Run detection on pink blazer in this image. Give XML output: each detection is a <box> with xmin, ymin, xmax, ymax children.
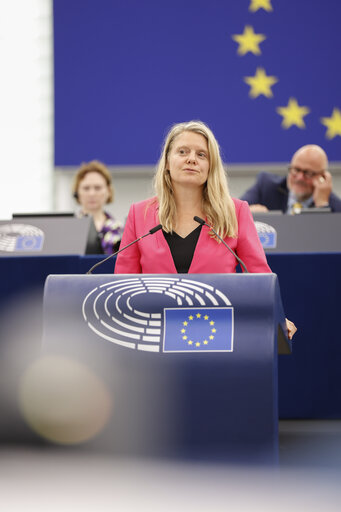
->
<box><xmin>114</xmin><ymin>197</ymin><xmax>271</xmax><ymax>274</ymax></box>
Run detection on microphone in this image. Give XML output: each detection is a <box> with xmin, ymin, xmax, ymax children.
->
<box><xmin>86</xmin><ymin>224</ymin><xmax>162</xmax><ymax>274</ymax></box>
<box><xmin>193</xmin><ymin>216</ymin><xmax>249</xmax><ymax>273</ymax></box>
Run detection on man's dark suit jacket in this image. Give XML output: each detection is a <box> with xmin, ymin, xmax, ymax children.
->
<box><xmin>240</xmin><ymin>172</ymin><xmax>341</xmax><ymax>213</ymax></box>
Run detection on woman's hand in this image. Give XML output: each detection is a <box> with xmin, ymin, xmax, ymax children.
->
<box><xmin>286</xmin><ymin>318</ymin><xmax>297</xmax><ymax>340</ymax></box>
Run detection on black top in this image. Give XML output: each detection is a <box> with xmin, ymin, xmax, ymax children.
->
<box><xmin>163</xmin><ymin>225</ymin><xmax>202</xmax><ymax>273</ymax></box>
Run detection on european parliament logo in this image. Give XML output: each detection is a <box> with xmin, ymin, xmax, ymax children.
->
<box><xmin>15</xmin><ymin>235</ymin><xmax>44</xmax><ymax>251</ymax></box>
<box><xmin>0</xmin><ymin>224</ymin><xmax>44</xmax><ymax>253</ymax></box>
<box><xmin>82</xmin><ymin>277</ymin><xmax>234</xmax><ymax>353</ymax></box>
<box><xmin>255</xmin><ymin>221</ymin><xmax>277</xmax><ymax>249</ymax></box>
<box><xmin>163</xmin><ymin>307</ymin><xmax>233</xmax><ymax>353</ymax></box>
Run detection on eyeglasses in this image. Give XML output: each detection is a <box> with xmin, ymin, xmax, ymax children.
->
<box><xmin>288</xmin><ymin>166</ymin><xmax>325</xmax><ymax>180</ymax></box>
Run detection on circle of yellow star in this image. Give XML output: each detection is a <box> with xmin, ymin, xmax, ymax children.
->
<box><xmin>276</xmin><ymin>97</ymin><xmax>310</xmax><ymax>129</ymax></box>
<box><xmin>232</xmin><ymin>25</ymin><xmax>266</xmax><ymax>56</ymax></box>
<box><xmin>180</xmin><ymin>311</ymin><xmax>216</xmax><ymax>348</ymax></box>
<box><xmin>244</xmin><ymin>67</ymin><xmax>278</xmax><ymax>98</ymax></box>
<box><xmin>321</xmin><ymin>108</ymin><xmax>341</xmax><ymax>139</ymax></box>
<box><xmin>249</xmin><ymin>0</ymin><xmax>273</xmax><ymax>12</ymax></box>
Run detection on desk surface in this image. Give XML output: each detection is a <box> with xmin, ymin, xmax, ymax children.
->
<box><xmin>253</xmin><ymin>212</ymin><xmax>341</xmax><ymax>253</ymax></box>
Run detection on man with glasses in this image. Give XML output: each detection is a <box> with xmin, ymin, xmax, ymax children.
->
<box><xmin>240</xmin><ymin>145</ymin><xmax>341</xmax><ymax>213</ymax></box>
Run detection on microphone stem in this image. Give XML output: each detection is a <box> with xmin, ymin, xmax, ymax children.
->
<box><xmin>193</xmin><ymin>216</ymin><xmax>248</xmax><ymax>273</ymax></box>
<box><xmin>86</xmin><ymin>233</ymin><xmax>148</xmax><ymax>274</ymax></box>
<box><xmin>209</xmin><ymin>226</ymin><xmax>248</xmax><ymax>273</ymax></box>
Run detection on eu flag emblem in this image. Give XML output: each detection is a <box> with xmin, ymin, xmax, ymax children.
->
<box><xmin>255</xmin><ymin>221</ymin><xmax>277</xmax><ymax>249</ymax></box>
<box><xmin>163</xmin><ymin>308</ymin><xmax>233</xmax><ymax>353</ymax></box>
<box><xmin>259</xmin><ymin>231</ymin><xmax>276</xmax><ymax>249</ymax></box>
<box><xmin>15</xmin><ymin>235</ymin><xmax>44</xmax><ymax>251</ymax></box>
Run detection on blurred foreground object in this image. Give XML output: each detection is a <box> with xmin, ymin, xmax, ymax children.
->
<box><xmin>18</xmin><ymin>355</ymin><xmax>112</xmax><ymax>445</ymax></box>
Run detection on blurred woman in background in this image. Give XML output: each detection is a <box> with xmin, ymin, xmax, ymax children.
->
<box><xmin>72</xmin><ymin>160</ymin><xmax>123</xmax><ymax>253</ymax></box>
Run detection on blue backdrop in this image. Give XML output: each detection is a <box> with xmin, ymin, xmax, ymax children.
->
<box><xmin>54</xmin><ymin>0</ymin><xmax>341</xmax><ymax>165</ymax></box>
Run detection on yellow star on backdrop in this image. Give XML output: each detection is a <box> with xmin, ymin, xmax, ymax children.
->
<box><xmin>232</xmin><ymin>25</ymin><xmax>266</xmax><ymax>56</ymax></box>
<box><xmin>321</xmin><ymin>108</ymin><xmax>341</xmax><ymax>139</ymax></box>
<box><xmin>244</xmin><ymin>67</ymin><xmax>278</xmax><ymax>98</ymax></box>
<box><xmin>249</xmin><ymin>0</ymin><xmax>273</xmax><ymax>12</ymax></box>
<box><xmin>276</xmin><ymin>98</ymin><xmax>310</xmax><ymax>129</ymax></box>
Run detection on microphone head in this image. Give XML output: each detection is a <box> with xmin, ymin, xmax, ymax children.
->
<box><xmin>193</xmin><ymin>216</ymin><xmax>205</xmax><ymax>225</ymax></box>
<box><xmin>149</xmin><ymin>224</ymin><xmax>162</xmax><ymax>234</ymax></box>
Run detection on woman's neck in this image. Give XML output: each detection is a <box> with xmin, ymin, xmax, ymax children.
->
<box><xmin>173</xmin><ymin>186</ymin><xmax>205</xmax><ymax>237</ymax></box>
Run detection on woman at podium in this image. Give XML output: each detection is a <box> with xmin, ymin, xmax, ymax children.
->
<box><xmin>114</xmin><ymin>121</ymin><xmax>296</xmax><ymax>339</ymax></box>
<box><xmin>72</xmin><ymin>160</ymin><xmax>123</xmax><ymax>253</ymax></box>
<box><xmin>115</xmin><ymin>120</ymin><xmax>272</xmax><ymax>275</ymax></box>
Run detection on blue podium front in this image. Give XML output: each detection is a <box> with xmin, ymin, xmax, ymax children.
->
<box><xmin>43</xmin><ymin>273</ymin><xmax>290</xmax><ymax>464</ymax></box>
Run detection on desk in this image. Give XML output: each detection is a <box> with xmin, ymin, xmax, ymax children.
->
<box><xmin>253</xmin><ymin>212</ymin><xmax>341</xmax><ymax>253</ymax></box>
<box><xmin>0</xmin><ymin>253</ymin><xmax>340</xmax><ymax>420</ymax></box>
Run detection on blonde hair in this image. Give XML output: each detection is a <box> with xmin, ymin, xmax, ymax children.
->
<box><xmin>72</xmin><ymin>160</ymin><xmax>114</xmax><ymax>204</ymax></box>
<box><xmin>153</xmin><ymin>120</ymin><xmax>237</xmax><ymax>238</ymax></box>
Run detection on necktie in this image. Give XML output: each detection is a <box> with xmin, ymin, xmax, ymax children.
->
<box><xmin>292</xmin><ymin>202</ymin><xmax>302</xmax><ymax>215</ymax></box>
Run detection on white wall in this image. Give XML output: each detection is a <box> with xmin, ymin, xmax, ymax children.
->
<box><xmin>0</xmin><ymin>0</ymin><xmax>53</xmax><ymax>219</ymax></box>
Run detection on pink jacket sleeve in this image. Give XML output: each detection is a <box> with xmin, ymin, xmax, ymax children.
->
<box><xmin>235</xmin><ymin>200</ymin><xmax>272</xmax><ymax>273</ymax></box>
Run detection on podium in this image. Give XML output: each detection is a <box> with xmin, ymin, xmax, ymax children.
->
<box><xmin>43</xmin><ymin>273</ymin><xmax>291</xmax><ymax>464</ymax></box>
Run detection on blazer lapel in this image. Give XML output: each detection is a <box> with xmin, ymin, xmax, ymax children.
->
<box><xmin>152</xmin><ymin>204</ymin><xmax>178</xmax><ymax>273</ymax></box>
